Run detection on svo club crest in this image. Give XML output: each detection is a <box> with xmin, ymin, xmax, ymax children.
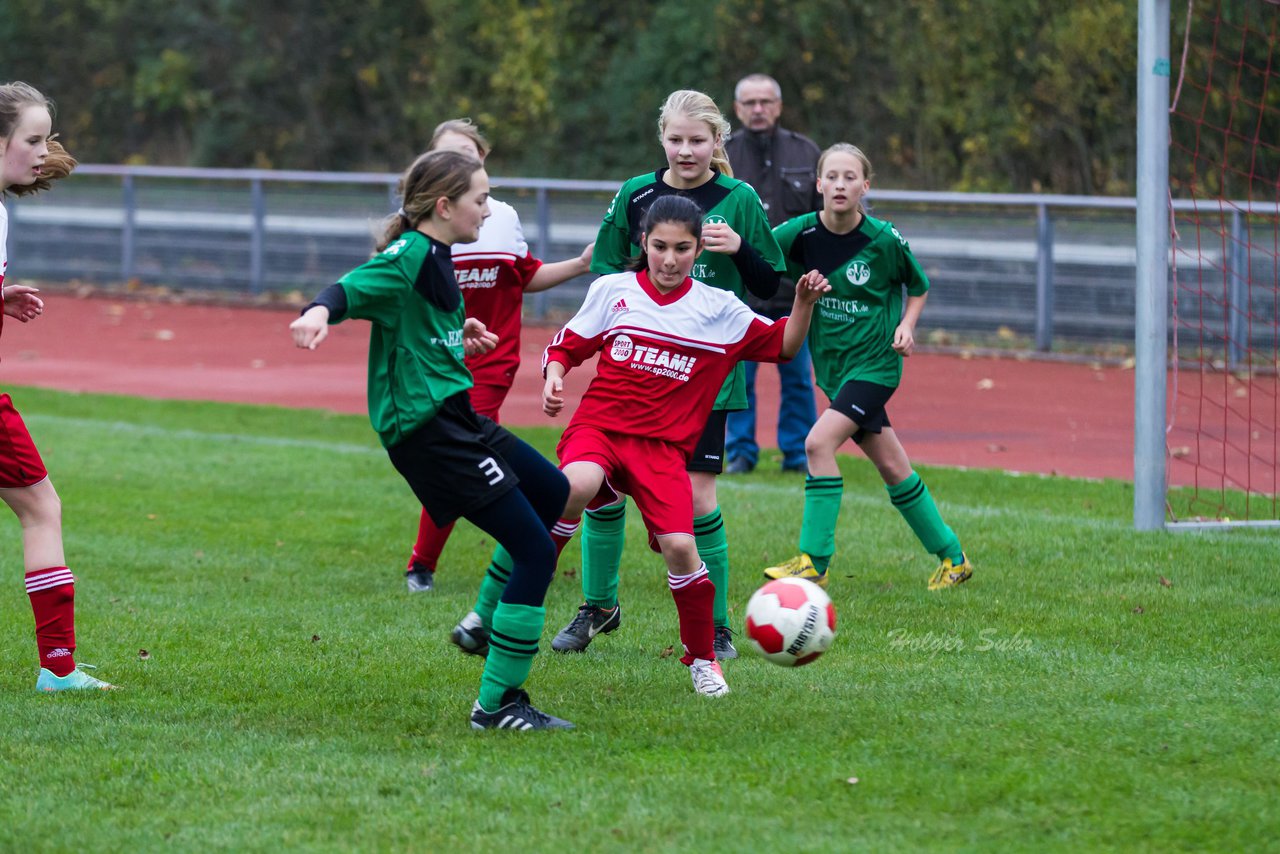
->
<box><xmin>846</xmin><ymin>261</ymin><xmax>871</xmax><ymax>286</ymax></box>
<box><xmin>703</xmin><ymin>214</ymin><xmax>728</xmax><ymax>226</ymax></box>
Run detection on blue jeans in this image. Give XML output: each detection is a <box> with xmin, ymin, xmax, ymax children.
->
<box><xmin>726</xmin><ymin>340</ymin><xmax>818</xmax><ymax>470</ymax></box>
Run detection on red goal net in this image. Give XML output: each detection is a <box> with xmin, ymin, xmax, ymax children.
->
<box><xmin>1167</xmin><ymin>0</ymin><xmax>1280</xmax><ymax>523</ymax></box>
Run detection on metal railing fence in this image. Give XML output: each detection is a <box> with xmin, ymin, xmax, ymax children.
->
<box><xmin>5</xmin><ymin>164</ymin><xmax>1276</xmax><ymax>359</ymax></box>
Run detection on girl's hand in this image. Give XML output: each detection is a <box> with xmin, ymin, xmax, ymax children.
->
<box><xmin>463</xmin><ymin>317</ymin><xmax>499</xmax><ymax>356</ymax></box>
<box><xmin>2</xmin><ymin>285</ymin><xmax>44</xmax><ymax>322</ymax></box>
<box><xmin>290</xmin><ymin>306</ymin><xmax>330</xmax><ymax>349</ymax></box>
<box><xmin>542</xmin><ymin>375</ymin><xmax>565</xmax><ymax>417</ymax></box>
<box><xmin>794</xmin><ymin>270</ymin><xmax>830</xmax><ymax>303</ymax></box>
<box><xmin>892</xmin><ymin>322</ymin><xmax>916</xmax><ymax>356</ymax></box>
<box><xmin>578</xmin><ymin>241</ymin><xmax>595</xmax><ymax>270</ymax></box>
<box><xmin>701</xmin><ymin>221</ymin><xmax>742</xmax><ymax>255</ymax></box>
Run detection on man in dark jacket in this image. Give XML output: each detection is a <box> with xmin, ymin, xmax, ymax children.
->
<box><xmin>724</xmin><ymin>73</ymin><xmax>821</xmax><ymax>474</ymax></box>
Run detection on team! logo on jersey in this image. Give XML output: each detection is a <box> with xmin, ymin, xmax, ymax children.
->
<box><xmin>628</xmin><ymin>345</ymin><xmax>697</xmax><ymax>382</ymax></box>
<box><xmin>457</xmin><ymin>266</ymin><xmax>500</xmax><ymax>288</ymax></box>
<box><xmin>383</xmin><ymin>239</ymin><xmax>408</xmax><ymax>257</ymax></box>
<box><xmin>703</xmin><ymin>214</ymin><xmax>728</xmax><ymax>225</ymax></box>
<box><xmin>610</xmin><ymin>334</ymin><xmax>635</xmax><ymax>361</ymax></box>
<box><xmin>846</xmin><ymin>261</ymin><xmax>871</xmax><ymax>286</ymax></box>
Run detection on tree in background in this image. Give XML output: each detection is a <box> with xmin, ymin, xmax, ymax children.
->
<box><xmin>0</xmin><ymin>0</ymin><xmax>1140</xmax><ymax>193</ymax></box>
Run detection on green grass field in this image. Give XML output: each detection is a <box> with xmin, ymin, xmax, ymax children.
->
<box><xmin>1</xmin><ymin>387</ymin><xmax>1276</xmax><ymax>852</ymax></box>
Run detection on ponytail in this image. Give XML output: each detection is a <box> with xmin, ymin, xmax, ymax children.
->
<box><xmin>1</xmin><ymin>82</ymin><xmax>72</xmax><ymax>197</ymax></box>
<box><xmin>377</xmin><ymin>149</ymin><xmax>482</xmax><ymax>251</ymax></box>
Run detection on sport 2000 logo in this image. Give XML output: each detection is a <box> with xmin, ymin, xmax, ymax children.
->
<box><xmin>610</xmin><ymin>334</ymin><xmax>635</xmax><ymax>362</ymax></box>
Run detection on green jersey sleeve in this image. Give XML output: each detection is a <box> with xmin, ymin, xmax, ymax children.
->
<box><xmin>772</xmin><ymin>214</ymin><xmax>812</xmax><ymax>282</ymax></box>
<box><xmin>732</xmin><ymin>184</ymin><xmax>787</xmax><ymax>273</ymax></box>
<box><xmin>890</xmin><ymin>226</ymin><xmax>930</xmax><ymax>297</ymax></box>
<box><xmin>591</xmin><ymin>183</ymin><xmax>636</xmax><ymax>274</ymax></box>
<box><xmin>338</xmin><ymin>238</ymin><xmax>415</xmax><ymax>326</ymax></box>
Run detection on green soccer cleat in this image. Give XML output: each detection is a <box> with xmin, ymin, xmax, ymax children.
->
<box><xmin>762</xmin><ymin>553</ymin><xmax>828</xmax><ymax>588</ymax></box>
<box><xmin>36</xmin><ymin>663</ymin><xmax>115</xmax><ymax>692</ymax></box>
<box><xmin>928</xmin><ymin>554</ymin><xmax>973</xmax><ymax>591</ymax></box>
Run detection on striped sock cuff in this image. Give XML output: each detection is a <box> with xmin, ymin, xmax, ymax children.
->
<box><xmin>551</xmin><ymin>518</ymin><xmax>581</xmax><ymax>539</ymax></box>
<box><xmin>888</xmin><ymin>473</ymin><xmax>926</xmax><ymax>508</ymax></box>
<box><xmin>805</xmin><ymin>476</ymin><xmax>844</xmax><ymax>495</ymax></box>
<box><xmin>486</xmin><ymin>561</ymin><xmax>511</xmax><ymax>585</ymax></box>
<box><xmin>693</xmin><ymin>508</ymin><xmax>723</xmax><ymax>537</ymax></box>
<box><xmin>668</xmin><ymin>563</ymin><xmax>709</xmax><ymax>591</ymax></box>
<box><xmin>586</xmin><ymin>502</ymin><xmax>627</xmax><ymax>523</ymax></box>
<box><xmin>488</xmin><ymin>626</ymin><xmax>541</xmax><ymax>657</ymax></box>
<box><xmin>25</xmin><ymin>567</ymin><xmax>75</xmax><ymax>594</ymax></box>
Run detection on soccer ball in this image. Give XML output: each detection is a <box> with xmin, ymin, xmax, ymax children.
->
<box><xmin>743</xmin><ymin>578</ymin><xmax>837</xmax><ymax>666</ymax></box>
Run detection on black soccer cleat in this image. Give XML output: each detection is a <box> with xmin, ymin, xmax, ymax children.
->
<box><xmin>550</xmin><ymin>603</ymin><xmax>622</xmax><ymax>652</ymax></box>
<box><xmin>470</xmin><ymin>688</ymin><xmax>575</xmax><ymax>731</ymax></box>
<box><xmin>713</xmin><ymin>624</ymin><xmax>739</xmax><ymax>660</ymax></box>
<box><xmin>406</xmin><ymin>563</ymin><xmax>435</xmax><ymax>593</ymax></box>
<box><xmin>449</xmin><ymin>610</ymin><xmax>490</xmax><ymax>657</ymax></box>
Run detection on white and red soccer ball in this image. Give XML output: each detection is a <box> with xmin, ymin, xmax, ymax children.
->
<box><xmin>743</xmin><ymin>578</ymin><xmax>837</xmax><ymax>666</ymax></box>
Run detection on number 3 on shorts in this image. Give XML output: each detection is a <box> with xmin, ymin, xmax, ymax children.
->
<box><xmin>478</xmin><ymin>457</ymin><xmax>505</xmax><ymax>486</ymax></box>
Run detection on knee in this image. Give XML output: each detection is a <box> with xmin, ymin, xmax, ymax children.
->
<box><xmin>18</xmin><ymin>487</ymin><xmax>61</xmax><ymax>528</ymax></box>
<box><xmin>804</xmin><ymin>431</ymin><xmax>834</xmax><ymax>461</ymax></box>
<box><xmin>509</xmin><ymin>531</ymin><xmax>558</xmax><ymax>578</ymax></box>
<box><xmin>565</xmin><ymin>480</ymin><xmax>599</xmax><ymax>517</ymax></box>
<box><xmin>663</xmin><ymin>540</ymin><xmax>701</xmax><ymax>574</ymax></box>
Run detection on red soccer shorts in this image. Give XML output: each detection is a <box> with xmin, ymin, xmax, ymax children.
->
<box><xmin>466</xmin><ymin>378</ymin><xmax>511</xmax><ymax>422</ymax></box>
<box><xmin>557</xmin><ymin>424</ymin><xmax>694</xmax><ymax>548</ymax></box>
<box><xmin>0</xmin><ymin>394</ymin><xmax>48</xmax><ymax>488</ymax></box>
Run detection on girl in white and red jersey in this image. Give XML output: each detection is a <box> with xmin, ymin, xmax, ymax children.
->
<box><xmin>540</xmin><ymin>194</ymin><xmax>827</xmax><ymax>696</ymax></box>
<box><xmin>549</xmin><ymin>90</ymin><xmax>787</xmax><ymax>662</ymax></box>
<box><xmin>0</xmin><ymin>82</ymin><xmax>113</xmax><ymax>691</ymax></box>
<box><xmin>402</xmin><ymin>119</ymin><xmax>593</xmax><ymax>593</ymax></box>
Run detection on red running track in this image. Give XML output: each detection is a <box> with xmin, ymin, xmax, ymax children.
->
<box><xmin>10</xmin><ymin>292</ymin><xmax>1269</xmax><ymax>490</ymax></box>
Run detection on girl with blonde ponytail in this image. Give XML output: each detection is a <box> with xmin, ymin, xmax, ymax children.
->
<box><xmin>548</xmin><ymin>88</ymin><xmax>791</xmax><ymax>662</ymax></box>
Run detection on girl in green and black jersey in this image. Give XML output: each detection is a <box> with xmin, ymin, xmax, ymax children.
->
<box><xmin>762</xmin><ymin>144</ymin><xmax>972</xmax><ymax>590</ymax></box>
<box><xmin>550</xmin><ymin>89</ymin><xmax>789</xmax><ymax>660</ymax></box>
<box><xmin>291</xmin><ymin>150</ymin><xmax>575</xmax><ymax>730</ymax></box>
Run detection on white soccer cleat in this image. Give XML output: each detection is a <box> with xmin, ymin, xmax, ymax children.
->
<box><xmin>689</xmin><ymin>657</ymin><xmax>729</xmax><ymax>697</ymax></box>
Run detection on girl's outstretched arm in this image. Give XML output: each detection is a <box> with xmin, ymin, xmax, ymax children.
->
<box><xmin>780</xmin><ymin>270</ymin><xmax>830</xmax><ymax>358</ymax></box>
<box><xmin>2</xmin><ymin>285</ymin><xmax>44</xmax><ymax>322</ymax></box>
<box><xmin>290</xmin><ymin>306</ymin><xmax>330</xmax><ymax>350</ymax></box>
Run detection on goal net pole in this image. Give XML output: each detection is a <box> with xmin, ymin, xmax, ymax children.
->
<box><xmin>1135</xmin><ymin>0</ymin><xmax>1172</xmax><ymax>531</ymax></box>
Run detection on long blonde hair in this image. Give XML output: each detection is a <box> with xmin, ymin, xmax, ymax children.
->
<box><xmin>818</xmin><ymin>143</ymin><xmax>874</xmax><ymax>215</ymax></box>
<box><xmin>377</xmin><ymin>149</ymin><xmax>483</xmax><ymax>251</ymax></box>
<box><xmin>658</xmin><ymin>90</ymin><xmax>733</xmax><ymax>178</ymax></box>
<box><xmin>0</xmin><ymin>81</ymin><xmax>75</xmax><ymax>197</ymax></box>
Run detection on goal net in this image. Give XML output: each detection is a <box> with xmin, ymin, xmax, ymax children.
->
<box><xmin>1166</xmin><ymin>0</ymin><xmax>1280</xmax><ymax>524</ymax></box>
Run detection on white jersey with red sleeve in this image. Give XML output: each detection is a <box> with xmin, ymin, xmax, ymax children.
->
<box><xmin>452</xmin><ymin>198</ymin><xmax>543</xmax><ymax>389</ymax></box>
<box><xmin>544</xmin><ymin>269</ymin><xmax>790</xmax><ymax>456</ymax></box>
